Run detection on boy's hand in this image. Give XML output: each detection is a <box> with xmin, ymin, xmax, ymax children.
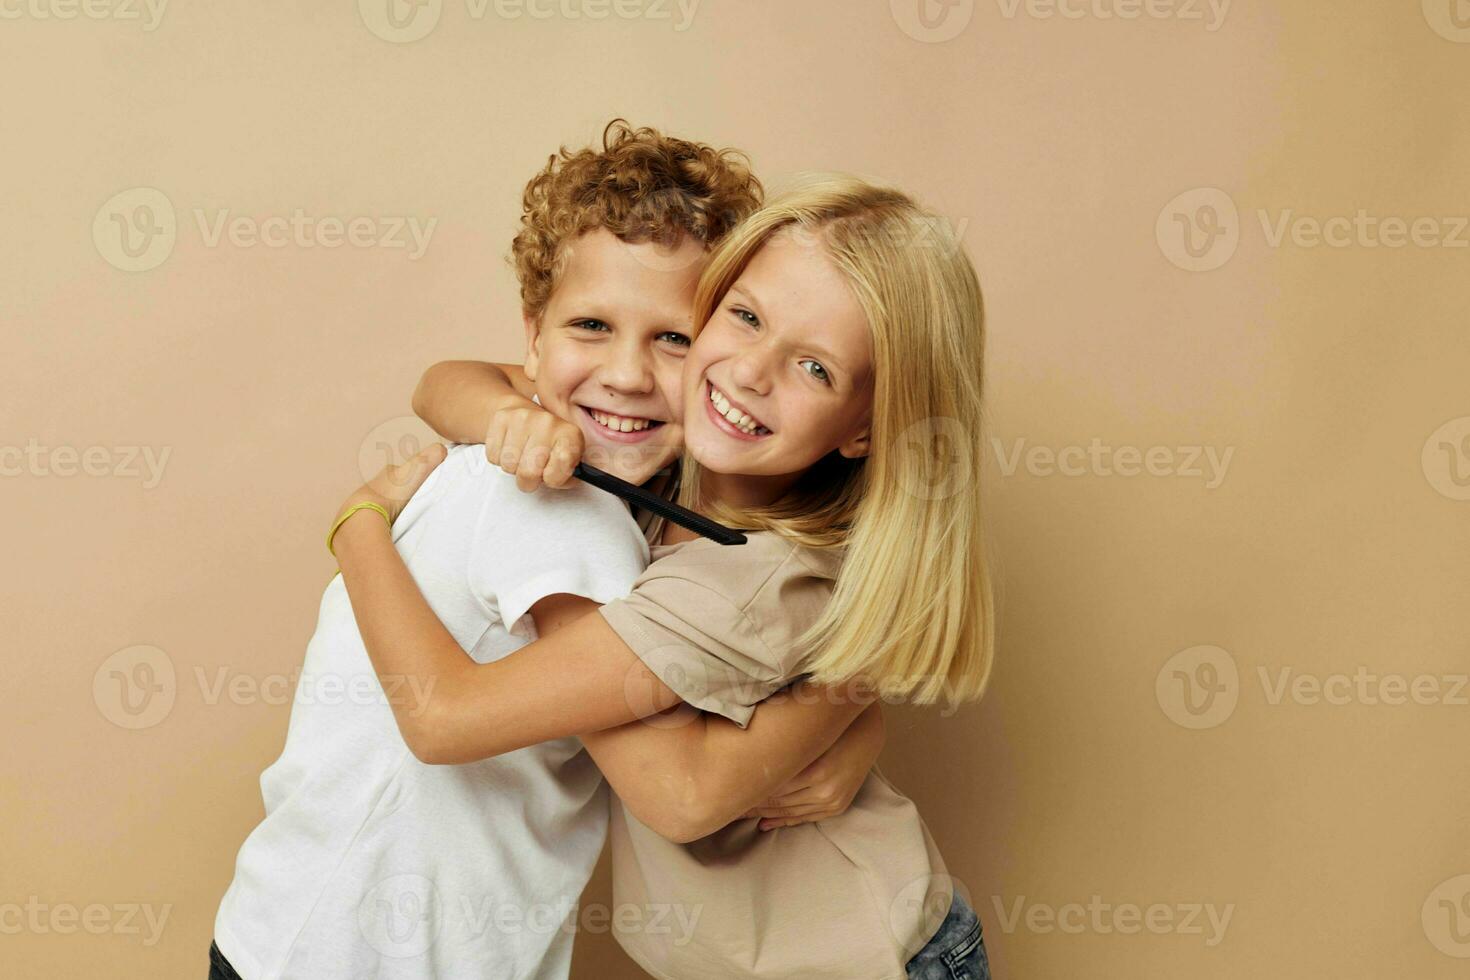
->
<box><xmin>739</xmin><ymin>702</ymin><xmax>886</xmax><ymax>831</ymax></box>
<box><xmin>484</xmin><ymin>394</ymin><xmax>585</xmax><ymax>493</ymax></box>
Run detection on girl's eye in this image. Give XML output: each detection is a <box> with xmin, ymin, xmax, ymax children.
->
<box><xmin>800</xmin><ymin>359</ymin><xmax>831</xmax><ymax>385</ymax></box>
<box><xmin>730</xmin><ymin>306</ymin><xmax>759</xmax><ymax>328</ymax></box>
<box><xmin>572</xmin><ymin>319</ymin><xmax>610</xmax><ymax>333</ymax></box>
<box><xmin>657</xmin><ymin>331</ymin><xmax>691</xmax><ymax>348</ymax></box>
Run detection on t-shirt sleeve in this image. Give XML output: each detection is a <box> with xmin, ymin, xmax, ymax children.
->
<box><xmin>598</xmin><ymin>537</ymin><xmax>836</xmax><ymax>727</ymax></box>
<box><xmin>468</xmin><ymin>476</ymin><xmax>650</xmax><ymax>637</ymax></box>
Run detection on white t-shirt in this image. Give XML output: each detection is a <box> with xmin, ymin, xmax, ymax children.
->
<box><xmin>214</xmin><ymin>444</ymin><xmax>650</xmax><ymax>979</ymax></box>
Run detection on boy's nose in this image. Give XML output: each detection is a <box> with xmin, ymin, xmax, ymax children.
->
<box><xmin>599</xmin><ymin>339</ymin><xmax>655</xmax><ymax>395</ymax></box>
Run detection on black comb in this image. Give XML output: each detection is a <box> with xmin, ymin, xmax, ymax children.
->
<box><xmin>573</xmin><ymin>463</ymin><xmax>747</xmax><ymax>546</ymax></box>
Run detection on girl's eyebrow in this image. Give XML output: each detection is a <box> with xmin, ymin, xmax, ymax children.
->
<box><xmin>728</xmin><ymin>282</ymin><xmax>850</xmax><ymax>378</ymax></box>
<box><xmin>726</xmin><ymin>282</ymin><xmax>763</xmax><ymax>314</ymax></box>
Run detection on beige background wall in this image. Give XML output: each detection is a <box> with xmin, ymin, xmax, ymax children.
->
<box><xmin>4</xmin><ymin>2</ymin><xmax>1468</xmax><ymax>977</ymax></box>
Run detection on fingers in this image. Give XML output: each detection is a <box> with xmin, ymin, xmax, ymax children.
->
<box><xmin>743</xmin><ymin>800</ymin><xmax>832</xmax><ymax>820</ymax></box>
<box><xmin>484</xmin><ymin>413</ymin><xmax>508</xmax><ymax>473</ymax></box>
<box><xmin>542</xmin><ymin>426</ymin><xmax>585</xmax><ymax>489</ymax></box>
<box><xmin>757</xmin><ymin>816</ymin><xmax>823</xmax><ymax>831</ymax></box>
<box><xmin>498</xmin><ymin>413</ymin><xmax>528</xmax><ymax>478</ymax></box>
<box><xmin>515</xmin><ymin>444</ymin><xmax>551</xmax><ymax>494</ymax></box>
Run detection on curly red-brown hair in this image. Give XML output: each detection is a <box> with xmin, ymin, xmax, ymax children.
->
<box><xmin>512</xmin><ymin>119</ymin><xmax>763</xmax><ymax>318</ymax></box>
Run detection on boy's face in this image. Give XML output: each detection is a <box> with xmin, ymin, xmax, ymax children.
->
<box><xmin>524</xmin><ymin>228</ymin><xmax>706</xmax><ymax>485</ymax></box>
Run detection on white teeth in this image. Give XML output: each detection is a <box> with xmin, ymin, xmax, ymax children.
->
<box><xmin>707</xmin><ymin>384</ymin><xmax>765</xmax><ymax>435</ymax></box>
<box><xmin>589</xmin><ymin>409</ymin><xmax>651</xmax><ymax>432</ymax></box>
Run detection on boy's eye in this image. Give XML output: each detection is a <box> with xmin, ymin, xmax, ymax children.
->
<box><xmin>800</xmin><ymin>359</ymin><xmax>831</xmax><ymax>385</ymax></box>
<box><xmin>657</xmin><ymin>331</ymin><xmax>691</xmax><ymax>348</ymax></box>
<box><xmin>572</xmin><ymin>319</ymin><xmax>610</xmax><ymax>333</ymax></box>
<box><xmin>730</xmin><ymin>306</ymin><xmax>759</xmax><ymax>328</ymax></box>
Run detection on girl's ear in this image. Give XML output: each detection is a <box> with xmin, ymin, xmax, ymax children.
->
<box><xmin>522</xmin><ymin>313</ymin><xmax>542</xmax><ymax>381</ymax></box>
<box><xmin>837</xmin><ymin>425</ymin><xmax>871</xmax><ymax>460</ymax></box>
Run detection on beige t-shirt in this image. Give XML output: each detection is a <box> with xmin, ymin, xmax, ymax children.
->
<box><xmin>598</xmin><ymin>531</ymin><xmax>953</xmax><ymax>980</ymax></box>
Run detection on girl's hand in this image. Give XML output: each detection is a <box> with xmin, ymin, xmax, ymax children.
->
<box><xmin>484</xmin><ymin>394</ymin><xmax>585</xmax><ymax>493</ymax></box>
<box><xmin>334</xmin><ymin>442</ymin><xmax>448</xmax><ymax>535</ymax></box>
<box><xmin>740</xmin><ymin>702</ymin><xmax>886</xmax><ymax>831</ymax></box>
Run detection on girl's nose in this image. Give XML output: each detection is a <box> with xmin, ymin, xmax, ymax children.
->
<box><xmin>728</xmin><ymin>343</ymin><xmax>776</xmax><ymax>396</ymax></box>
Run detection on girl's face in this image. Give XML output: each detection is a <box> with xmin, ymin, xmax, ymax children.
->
<box><xmin>680</xmin><ymin>229</ymin><xmax>874</xmax><ymax>499</ymax></box>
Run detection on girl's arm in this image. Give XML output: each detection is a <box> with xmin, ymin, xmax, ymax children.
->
<box><xmin>579</xmin><ymin>692</ymin><xmax>882</xmax><ymax>843</ymax></box>
<box><xmin>332</xmin><ymin>450</ymin><xmax>876</xmax><ymax>841</ymax></box>
<box><xmin>528</xmin><ymin>593</ymin><xmax>878</xmax><ymax>842</ymax></box>
<box><xmin>412</xmin><ymin>360</ymin><xmax>583</xmax><ymax>491</ymax></box>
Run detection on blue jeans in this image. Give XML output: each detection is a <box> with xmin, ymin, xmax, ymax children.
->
<box><xmin>905</xmin><ymin>893</ymin><xmax>991</xmax><ymax>980</ymax></box>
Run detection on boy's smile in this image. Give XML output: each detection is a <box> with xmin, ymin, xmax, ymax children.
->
<box><xmin>524</xmin><ymin>228</ymin><xmax>708</xmax><ymax>484</ymax></box>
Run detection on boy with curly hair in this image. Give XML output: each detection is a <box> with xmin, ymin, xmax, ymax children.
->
<box><xmin>210</xmin><ymin>121</ymin><xmax>764</xmax><ymax>980</ymax></box>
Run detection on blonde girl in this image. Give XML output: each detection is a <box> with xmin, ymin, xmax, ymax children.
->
<box><xmin>332</xmin><ymin>175</ymin><xmax>994</xmax><ymax>979</ymax></box>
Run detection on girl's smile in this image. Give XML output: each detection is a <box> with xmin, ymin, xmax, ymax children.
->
<box><xmin>703</xmin><ymin>380</ymin><xmax>773</xmax><ymax>440</ymax></box>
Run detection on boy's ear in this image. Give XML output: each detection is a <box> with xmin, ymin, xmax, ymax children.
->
<box><xmin>522</xmin><ymin>312</ymin><xmax>542</xmax><ymax>382</ymax></box>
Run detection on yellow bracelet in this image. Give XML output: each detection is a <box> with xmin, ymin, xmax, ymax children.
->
<box><xmin>327</xmin><ymin>501</ymin><xmax>392</xmax><ymax>557</ymax></box>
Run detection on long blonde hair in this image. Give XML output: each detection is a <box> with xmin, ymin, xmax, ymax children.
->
<box><xmin>679</xmin><ymin>174</ymin><xmax>995</xmax><ymax>705</ymax></box>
